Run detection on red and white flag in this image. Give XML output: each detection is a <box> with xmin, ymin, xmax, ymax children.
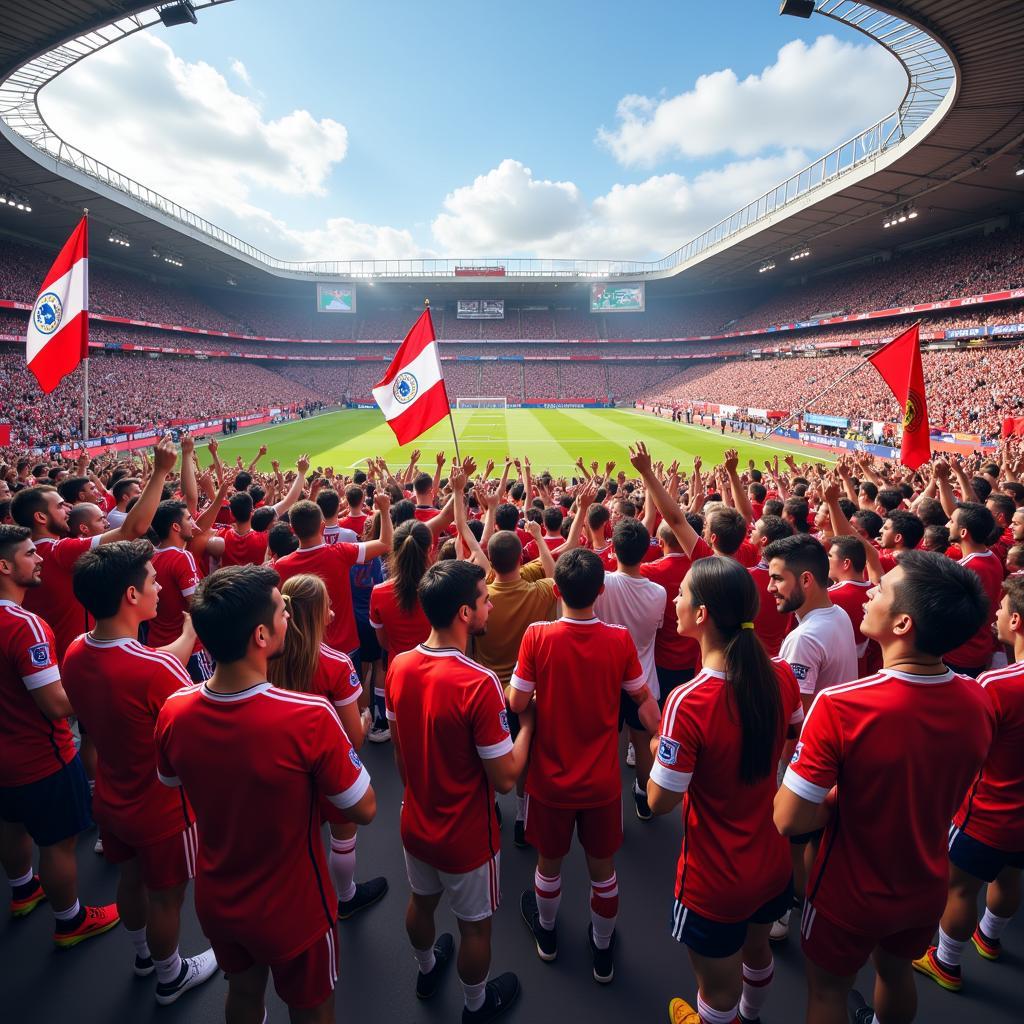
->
<box><xmin>26</xmin><ymin>216</ymin><xmax>89</xmax><ymax>394</ymax></box>
<box><xmin>372</xmin><ymin>307</ymin><xmax>451</xmax><ymax>445</ymax></box>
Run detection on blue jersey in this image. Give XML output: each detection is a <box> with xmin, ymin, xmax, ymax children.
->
<box><xmin>350</xmin><ymin>558</ymin><xmax>384</xmax><ymax>622</ymax></box>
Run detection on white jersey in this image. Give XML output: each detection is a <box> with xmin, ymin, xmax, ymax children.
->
<box><xmin>322</xmin><ymin>524</ymin><xmax>358</xmax><ymax>546</ymax></box>
<box><xmin>779</xmin><ymin>603</ymin><xmax>858</xmax><ymax>698</ymax></box>
<box><xmin>594</xmin><ymin>572</ymin><xmax>665</xmax><ymax>699</ymax></box>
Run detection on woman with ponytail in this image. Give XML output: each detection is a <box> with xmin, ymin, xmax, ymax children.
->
<box><xmin>268</xmin><ymin>574</ymin><xmax>388</xmax><ymax>919</ymax></box>
<box><xmin>647</xmin><ymin>556</ymin><xmax>803</xmax><ymax>1024</ymax></box>
<box><xmin>369</xmin><ymin>518</ymin><xmax>433</xmax><ymax>664</ymax></box>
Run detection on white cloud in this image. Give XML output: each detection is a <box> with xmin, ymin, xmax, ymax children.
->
<box><xmin>229</xmin><ymin>58</ymin><xmax>251</xmax><ymax>86</ymax></box>
<box><xmin>597</xmin><ymin>35</ymin><xmax>906</xmax><ymax>167</ymax></box>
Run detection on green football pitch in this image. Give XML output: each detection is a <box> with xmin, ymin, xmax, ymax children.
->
<box><xmin>211</xmin><ymin>408</ymin><xmax>835</xmax><ymax>475</ymax></box>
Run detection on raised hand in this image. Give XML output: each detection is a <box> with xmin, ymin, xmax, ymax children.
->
<box><xmin>152</xmin><ymin>435</ymin><xmax>178</xmax><ymax>475</ymax></box>
<box><xmin>449</xmin><ymin>464</ymin><xmax>467</xmax><ymax>492</ymax></box>
<box><xmin>723</xmin><ymin>449</ymin><xmax>739</xmax><ymax>474</ymax></box>
<box><xmin>462</xmin><ymin>456</ymin><xmax>478</xmax><ymax>479</ymax></box>
<box><xmin>436</xmin><ymin>450</ymin><xmax>446</xmax><ymax>468</ymax></box>
<box><xmin>296</xmin><ymin>453</ymin><xmax>311</xmax><ymax>475</ymax></box>
<box><xmin>180</xmin><ymin>432</ymin><xmax>195</xmax><ymax>457</ymax></box>
<box><xmin>525</xmin><ymin>519</ymin><xmax>543</xmax><ymax>540</ymax></box>
<box><xmin>628</xmin><ymin>441</ymin><xmax>653</xmax><ymax>475</ymax></box>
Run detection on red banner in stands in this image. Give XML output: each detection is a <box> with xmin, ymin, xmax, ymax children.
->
<box><xmin>0</xmin><ymin>423</ymin><xmax>10</xmax><ymax>446</ymax></box>
<box><xmin>1003</xmin><ymin>417</ymin><xmax>1024</xmax><ymax>438</ymax></box>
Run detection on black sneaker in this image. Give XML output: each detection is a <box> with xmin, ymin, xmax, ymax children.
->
<box><xmin>415</xmin><ymin>932</ymin><xmax>454</xmax><ymax>1000</ymax></box>
<box><xmin>588</xmin><ymin>923</ymin><xmax>615</xmax><ymax>984</ymax></box>
<box><xmin>847</xmin><ymin>989</ymin><xmax>874</xmax><ymax>1024</ymax></box>
<box><xmin>738</xmin><ymin>1013</ymin><xmax>761</xmax><ymax>1024</ymax></box>
<box><xmin>462</xmin><ymin>972</ymin><xmax>521</xmax><ymax>1024</ymax></box>
<box><xmin>494</xmin><ymin>801</ymin><xmax>503</xmax><ymax>828</ymax></box>
<box><xmin>520</xmin><ymin>891</ymin><xmax>557</xmax><ymax>961</ymax></box>
<box><xmin>513</xmin><ymin>820</ymin><xmax>530</xmax><ymax>849</ymax></box>
<box><xmin>134</xmin><ymin>954</ymin><xmax>155</xmax><ymax>977</ymax></box>
<box><xmin>338</xmin><ymin>877</ymin><xmax>388</xmax><ymax>920</ymax></box>
<box><xmin>633</xmin><ymin>782</ymin><xmax>652</xmax><ymax>821</ymax></box>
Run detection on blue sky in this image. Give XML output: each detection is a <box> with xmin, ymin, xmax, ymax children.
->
<box><xmin>40</xmin><ymin>0</ymin><xmax>906</xmax><ymax>261</ymax></box>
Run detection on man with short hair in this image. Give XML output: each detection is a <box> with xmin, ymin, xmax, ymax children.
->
<box><xmin>877</xmin><ymin>510</ymin><xmax>925</xmax><ymax>573</ymax></box>
<box><xmin>521</xmin><ymin>507</ymin><xmax>565</xmax><ymax>563</ymax></box>
<box><xmin>914</xmin><ymin>573</ymin><xmax>1024</xmax><ymax>993</ymax></box>
<box><xmin>749</xmin><ymin>515</ymin><xmax>795</xmax><ymax>657</ymax></box>
<box><xmin>107</xmin><ymin>478</ymin><xmax>142</xmax><ymax>529</ymax></box>
<box><xmin>987</xmin><ymin>492</ymin><xmax>1017</xmax><ymax>569</ymax></box>
<box><xmin>387</xmin><ymin>560</ymin><xmax>533</xmax><ymax>1022</ymax></box>
<box><xmin>827</xmin><ymin>535</ymin><xmax>878</xmax><ymax>677</ymax></box>
<box><xmin>0</xmin><ymin>525</ymin><xmax>119</xmax><ymax>949</ymax></box>
<box><xmin>774</xmin><ymin>552</ymin><xmax>996</xmax><ymax>1024</ymax></box>
<box><xmin>155</xmin><ymin>564</ymin><xmax>376</xmax><ymax>1024</ymax></box>
<box><xmin>338</xmin><ymin>484</ymin><xmax>369</xmax><ymax>536</ymax></box>
<box><xmin>216</xmin><ymin>492</ymin><xmax>269</xmax><ymax>567</ymax></box>
<box><xmin>318</xmin><ymin>488</ymin><xmax>358</xmax><ymax>547</ymax></box>
<box><xmin>512</xmin><ymin>547</ymin><xmax>657</xmax><ymax>984</ymax></box>
<box><xmin>63</xmin><ymin>540</ymin><xmax>216</xmax><ymax>1004</ymax></box>
<box><xmin>57</xmin><ymin>475</ymin><xmax>106</xmax><ymax>509</ymax></box>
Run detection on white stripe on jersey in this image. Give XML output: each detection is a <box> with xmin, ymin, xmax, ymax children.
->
<box><xmin>124</xmin><ymin>641</ymin><xmax>193</xmax><ymax>687</ymax></box>
<box><xmin>4</xmin><ymin>604</ymin><xmax>47</xmax><ymax>645</ymax></box>
<box><xmin>659</xmin><ymin>671</ymin><xmax>714</xmax><ymax>738</ymax></box>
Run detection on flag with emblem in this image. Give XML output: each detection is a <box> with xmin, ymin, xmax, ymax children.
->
<box><xmin>372</xmin><ymin>306</ymin><xmax>451</xmax><ymax>445</ymax></box>
<box><xmin>26</xmin><ymin>215</ymin><xmax>89</xmax><ymax>394</ymax></box>
<box><xmin>867</xmin><ymin>322</ymin><xmax>930</xmax><ymax>470</ymax></box>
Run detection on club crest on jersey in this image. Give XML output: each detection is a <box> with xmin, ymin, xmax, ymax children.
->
<box><xmin>393</xmin><ymin>371</ymin><xmax>419</xmax><ymax>405</ymax></box>
<box><xmin>349</xmin><ymin>749</ymin><xmax>362</xmax><ymax>770</ymax></box>
<box><xmin>791</xmin><ymin>663</ymin><xmax>809</xmax><ymax>681</ymax></box>
<box><xmin>498</xmin><ymin>709</ymin><xmax>510</xmax><ymax>734</ymax></box>
<box><xmin>349</xmin><ymin>671</ymin><xmax>361</xmax><ymax>691</ymax></box>
<box><xmin>33</xmin><ymin>292</ymin><xmax>63</xmax><ymax>336</ymax></box>
<box><xmin>658</xmin><ymin>736</ymin><xmax>680</xmax><ymax>765</ymax></box>
<box><xmin>791</xmin><ymin>741</ymin><xmax>804</xmax><ymax>765</ymax></box>
<box><xmin>28</xmin><ymin>642</ymin><xmax>51</xmax><ymax>667</ymax></box>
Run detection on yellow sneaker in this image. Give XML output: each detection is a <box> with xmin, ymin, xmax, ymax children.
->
<box><xmin>668</xmin><ymin>997</ymin><xmax>701</xmax><ymax>1024</ymax></box>
<box><xmin>912</xmin><ymin>946</ymin><xmax>963</xmax><ymax>993</ymax></box>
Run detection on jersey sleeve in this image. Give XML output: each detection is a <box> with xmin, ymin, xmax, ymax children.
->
<box><xmin>470</xmin><ymin>672</ymin><xmax>514</xmax><ymax>759</ymax></box>
<box><xmin>314</xmin><ymin>705</ymin><xmax>372</xmax><ymax>810</ymax></box>
<box><xmin>781</xmin><ymin>632</ymin><xmax>826</xmax><ymax>696</ymax></box>
<box><xmin>10</xmin><ymin>615</ymin><xmax>60</xmax><ymax>691</ymax></box>
<box><xmin>334</xmin><ymin>655</ymin><xmax>363</xmax><ymax>708</ymax></box>
<box><xmin>154</xmin><ymin>701</ymin><xmax>182</xmax><ymax>788</ymax></box>
<box><xmin>54</xmin><ymin>535</ymin><xmax>100</xmax><ymax>569</ymax></box>
<box><xmin>339</xmin><ymin>542</ymin><xmax>367</xmax><ymax>567</ymax></box>
<box><xmin>510</xmin><ymin>625</ymin><xmax>537</xmax><ymax>694</ymax></box>
<box><xmin>520</xmin><ymin>561</ymin><xmax>546</xmax><ymax>583</ymax></box>
<box><xmin>384</xmin><ymin>659</ymin><xmax>398</xmax><ymax>723</ymax></box>
<box><xmin>620</xmin><ymin>632</ymin><xmax>647</xmax><ymax>695</ymax></box>
<box><xmin>782</xmin><ymin>692</ymin><xmax>842</xmax><ymax>803</ymax></box>
<box><xmin>174</xmin><ymin>551</ymin><xmax>202</xmax><ymax>599</ymax></box>
<box><xmin>649</xmin><ymin>683</ymin><xmax>701</xmax><ymax>793</ymax></box>
<box><xmin>690</xmin><ymin>537</ymin><xmax>714</xmax><ymax>561</ymax></box>
<box><xmin>368</xmin><ymin>584</ymin><xmax>384</xmax><ymax>630</ymax></box>
<box><xmin>773</xmin><ymin>659</ymin><xmax>805</xmax><ymax>727</ymax></box>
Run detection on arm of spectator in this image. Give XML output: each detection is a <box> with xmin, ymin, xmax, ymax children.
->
<box><xmin>933</xmin><ymin>460</ymin><xmax>958</xmax><ymax>518</ymax></box>
<box><xmin>498</xmin><ymin>456</ymin><xmax>513</xmax><ymax>497</ymax></box>
<box><xmin>426</xmin><ymin>495</ymin><xmax>455</xmax><ymax>539</ymax></box>
<box><xmin>206</xmin><ymin>437</ymin><xmax>222</xmax><ymax>482</ymax></box>
<box><xmin>103</xmin><ymin>436</ymin><xmax>178</xmax><ymax>543</ymax></box>
<box><xmin>477</xmin><ymin>485</ymin><xmax>500</xmax><ymax>547</ymax></box>
<box><xmin>272</xmin><ymin>454</ymin><xmax>311</xmax><ymax>515</ymax></box>
<box><xmin>246</xmin><ymin>443</ymin><xmax>268</xmax><ymax>473</ymax></box>
<box><xmin>723</xmin><ymin>449</ymin><xmax>753</xmax><ymax>525</ymax></box>
<box><xmin>525</xmin><ymin>519</ymin><xmax>556</xmax><ymax>579</ymax></box>
<box><xmin>451</xmin><ymin>461</ymin><xmax>490</xmax><ymax>573</ymax></box>
<box><xmin>432</xmin><ymin>451</ymin><xmax>446</xmax><ymax>497</ymax></box>
<box><xmin>836</xmin><ymin>457</ymin><xmax>859</xmax><ymax>504</ymax></box>
<box><xmin>158</xmin><ymin>613</ymin><xmax>197</xmax><ymax>667</ymax></box>
<box><xmin>631</xmin><ymin>442</ymin><xmax>701</xmax><ymax>558</ymax></box>
<box><xmin>563</xmin><ymin>480</ymin><xmax>596</xmax><ymax>555</ymax></box>
<box><xmin>481</xmin><ymin>458</ymin><xmax>495</xmax><ymax>483</ymax></box>
<box><xmin>195</xmin><ymin>469</ymin><xmax>236</xmax><ymax>536</ymax></box>
<box><xmin>524</xmin><ymin>456</ymin><xmax>534</xmax><ymax>503</ymax></box>
<box><xmin>270</xmin><ymin>458</ymin><xmax>284</xmax><ymax>495</ymax></box>
<box><xmin>180</xmin><ymin>433</ymin><xmax>198</xmax><ymax>517</ymax></box>
<box><xmin>824</xmin><ymin>482</ymin><xmax>883</xmax><ymax>583</ymax></box>
<box><xmin>950</xmin><ymin>456</ymin><xmax>979</xmax><ymax>503</ymax></box>
<box><xmin>361</xmin><ymin>493</ymin><xmax>393</xmax><ymax>560</ymax></box>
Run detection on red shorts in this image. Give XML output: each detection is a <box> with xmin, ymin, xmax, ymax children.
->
<box><xmin>213</xmin><ymin>927</ymin><xmax>338</xmax><ymax>1010</ymax></box>
<box><xmin>524</xmin><ymin>794</ymin><xmax>623</xmax><ymax>860</ymax></box>
<box><xmin>101</xmin><ymin>822</ymin><xmax>197</xmax><ymax>891</ymax></box>
<box><xmin>800</xmin><ymin>901</ymin><xmax>934</xmax><ymax>977</ymax></box>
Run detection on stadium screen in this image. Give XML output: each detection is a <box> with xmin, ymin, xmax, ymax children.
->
<box><xmin>590</xmin><ymin>283</ymin><xmax>645</xmax><ymax>313</ymax></box>
<box><xmin>457</xmin><ymin>299</ymin><xmax>504</xmax><ymax>320</ymax></box>
<box><xmin>316</xmin><ymin>284</ymin><xmax>356</xmax><ymax>313</ymax></box>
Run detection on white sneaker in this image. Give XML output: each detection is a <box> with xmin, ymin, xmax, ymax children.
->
<box><xmin>155</xmin><ymin>949</ymin><xmax>219</xmax><ymax>1005</ymax></box>
<box><xmin>93</xmin><ymin>837</ymin><xmax>104</xmax><ymax>855</ymax></box>
<box><xmin>769</xmin><ymin>909</ymin><xmax>791</xmax><ymax>942</ymax></box>
<box><xmin>626</xmin><ymin>742</ymin><xmax>636</xmax><ymax>767</ymax></box>
<box><xmin>368</xmin><ymin>720</ymin><xmax>391</xmax><ymax>744</ymax></box>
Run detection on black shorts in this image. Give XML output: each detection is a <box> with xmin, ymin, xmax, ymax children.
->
<box><xmin>948</xmin><ymin>826</ymin><xmax>1024</xmax><ymax>883</ymax></box>
<box><xmin>670</xmin><ymin>879</ymin><xmax>794</xmax><ymax>958</ymax></box>
<box><xmin>619</xmin><ymin>689</ymin><xmax>646</xmax><ymax>731</ymax></box>
<box><xmin>0</xmin><ymin>755</ymin><xmax>93</xmax><ymax>846</ymax></box>
<box><xmin>656</xmin><ymin>666</ymin><xmax>696</xmax><ymax>709</ymax></box>
<box><xmin>356</xmin><ymin>618</ymin><xmax>381</xmax><ymax>663</ymax></box>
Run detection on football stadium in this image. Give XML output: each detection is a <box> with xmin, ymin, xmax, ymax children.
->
<box><xmin>0</xmin><ymin>1</ymin><xmax>1023</xmax><ymax>1023</ymax></box>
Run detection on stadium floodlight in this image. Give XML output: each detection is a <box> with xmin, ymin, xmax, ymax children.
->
<box><xmin>158</xmin><ymin>1</ymin><xmax>197</xmax><ymax>27</ymax></box>
<box><xmin>779</xmin><ymin>0</ymin><xmax>815</xmax><ymax>17</ymax></box>
<box><xmin>789</xmin><ymin>248</ymin><xmax>810</xmax><ymax>261</ymax></box>
<box><xmin>907</xmin><ymin>205</ymin><xmax>918</xmax><ymax>219</ymax></box>
<box><xmin>1014</xmin><ymin>158</ymin><xmax>1024</xmax><ymax>177</ymax></box>
<box><xmin>758</xmin><ymin>261</ymin><xmax>776</xmax><ymax>273</ymax></box>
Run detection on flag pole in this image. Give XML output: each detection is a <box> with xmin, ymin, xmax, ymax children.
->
<box><xmin>429</xmin><ymin>297</ymin><xmax>462</xmax><ymax>465</ymax></box>
<box><xmin>760</xmin><ymin>320</ymin><xmax>922</xmax><ymax>440</ymax></box>
<box><xmin>82</xmin><ymin>208</ymin><xmax>90</xmax><ymax>443</ymax></box>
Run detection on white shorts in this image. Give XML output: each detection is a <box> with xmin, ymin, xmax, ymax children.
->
<box><xmin>403</xmin><ymin>850</ymin><xmax>501</xmax><ymax>922</ymax></box>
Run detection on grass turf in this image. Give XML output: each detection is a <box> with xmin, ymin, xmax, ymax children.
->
<box><xmin>211</xmin><ymin>408</ymin><xmax>836</xmax><ymax>476</ymax></box>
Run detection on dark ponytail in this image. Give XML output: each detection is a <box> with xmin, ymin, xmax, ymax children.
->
<box><xmin>687</xmin><ymin>556</ymin><xmax>782</xmax><ymax>785</ymax></box>
<box><xmin>389</xmin><ymin>519</ymin><xmax>432</xmax><ymax>613</ymax></box>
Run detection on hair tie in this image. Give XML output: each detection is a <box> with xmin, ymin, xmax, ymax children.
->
<box><xmin>740</xmin><ymin>622</ymin><xmax>755</xmax><ymax>630</ymax></box>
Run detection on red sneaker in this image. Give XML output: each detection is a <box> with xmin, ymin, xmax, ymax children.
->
<box><xmin>971</xmin><ymin>926</ymin><xmax>1002</xmax><ymax>961</ymax></box>
<box><xmin>53</xmin><ymin>904</ymin><xmax>120</xmax><ymax>949</ymax></box>
<box><xmin>10</xmin><ymin>876</ymin><xmax>46</xmax><ymax>918</ymax></box>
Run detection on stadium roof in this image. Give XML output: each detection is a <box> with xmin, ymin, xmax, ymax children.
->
<box><xmin>0</xmin><ymin>0</ymin><xmax>1020</xmax><ymax>298</ymax></box>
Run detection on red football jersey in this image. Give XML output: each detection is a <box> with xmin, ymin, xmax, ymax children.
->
<box><xmin>592</xmin><ymin>543</ymin><xmax>617</xmax><ymax>572</ymax></box>
<box><xmin>0</xmin><ymin>601</ymin><xmax>76</xmax><ymax>786</ymax></box>
<box><xmin>149</xmin><ymin>546</ymin><xmax>202</xmax><ymax>650</ymax></box>
<box><xmin>640</xmin><ymin>554</ymin><xmax>699</xmax><ymax>670</ymax></box>
<box><xmin>749</xmin><ymin>561</ymin><xmax>794</xmax><ymax>658</ymax></box>
<box><xmin>216</xmin><ymin>526</ymin><xmax>268</xmax><ymax>568</ymax></box>
<box><xmin>155</xmin><ymin>682</ymin><xmax>369</xmax><ymax>962</ymax></box>
<box><xmin>953</xmin><ymin>662</ymin><xmax>1024</xmax><ymax>850</ymax></box>
<box><xmin>945</xmin><ymin>551</ymin><xmax>1004</xmax><ymax>669</ymax></box>
<box><xmin>21</xmin><ymin>535</ymin><xmax>99</xmax><ymax>660</ymax></box>
<box><xmin>385</xmin><ymin>646</ymin><xmax>511</xmax><ymax>873</ymax></box>
<box><xmin>512</xmin><ymin>618</ymin><xmax>644</xmax><ymax>808</ymax></box>
<box><xmin>827</xmin><ymin>579</ymin><xmax>876</xmax><ymax>676</ymax></box>
<box><xmin>784</xmin><ymin>668</ymin><xmax>994</xmax><ymax>933</ymax></box>
<box><xmin>368</xmin><ymin>580</ymin><xmax>431</xmax><ymax>660</ymax></box>
<box><xmin>735</xmin><ymin>539</ymin><xmax>759</xmax><ymax>568</ymax></box>
<box><xmin>521</xmin><ymin>535</ymin><xmax>565</xmax><ymax>564</ymax></box>
<box><xmin>338</xmin><ymin>514</ymin><xmax>368</xmax><ymax>537</ymax></box>
<box><xmin>274</xmin><ymin>542</ymin><xmax>367</xmax><ymax>654</ymax></box>
<box><xmin>62</xmin><ymin>634</ymin><xmax>194</xmax><ymax>845</ymax></box>
<box><xmin>310</xmin><ymin>643</ymin><xmax>363</xmax><ymax>713</ymax></box>
<box><xmin>652</xmin><ymin>661</ymin><xmax>803</xmax><ymax>922</ymax></box>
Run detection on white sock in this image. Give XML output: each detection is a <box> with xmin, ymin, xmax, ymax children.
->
<box><xmin>740</xmin><ymin>959</ymin><xmax>774</xmax><ymax>1020</ymax></box>
<box><xmin>413</xmin><ymin>945</ymin><xmax>436</xmax><ymax>975</ymax></box>
<box><xmin>8</xmin><ymin>868</ymin><xmax>33</xmax><ymax>889</ymax></box>
<box><xmin>697</xmin><ymin>993</ymin><xmax>738</xmax><ymax>1024</ymax></box>
<box><xmin>515</xmin><ymin>795</ymin><xmax>526</xmax><ymax>822</ymax></box>
<box><xmin>330</xmin><ymin>836</ymin><xmax>357</xmax><ymax>903</ymax></box>
<box><xmin>154</xmin><ymin>949</ymin><xmax>183</xmax><ymax>985</ymax></box>
<box><xmin>590</xmin><ymin>873</ymin><xmax>618</xmax><ymax>950</ymax></box>
<box><xmin>53</xmin><ymin>899</ymin><xmax>81</xmax><ymax>923</ymax></box>
<box><xmin>126</xmin><ymin>925</ymin><xmax>151</xmax><ymax>960</ymax></box>
<box><xmin>461</xmin><ymin>976</ymin><xmax>487</xmax><ymax>1012</ymax></box>
<box><xmin>936</xmin><ymin>926</ymin><xmax>966</xmax><ymax>968</ymax></box>
<box><xmin>534</xmin><ymin>869</ymin><xmax>561</xmax><ymax>930</ymax></box>
<box><xmin>980</xmin><ymin>908</ymin><xmax>1011</xmax><ymax>940</ymax></box>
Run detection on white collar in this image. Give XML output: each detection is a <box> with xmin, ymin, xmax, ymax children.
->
<box><xmin>201</xmin><ymin>681</ymin><xmax>271</xmax><ymax>702</ymax></box>
<box><xmin>558</xmin><ymin>616</ymin><xmax>600</xmax><ymax>625</ymax></box>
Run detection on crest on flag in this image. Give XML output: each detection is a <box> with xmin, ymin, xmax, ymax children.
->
<box><xmin>33</xmin><ymin>293</ymin><xmax>63</xmax><ymax>335</ymax></box>
<box><xmin>904</xmin><ymin>389</ymin><xmax>923</xmax><ymax>432</ymax></box>
<box><xmin>393</xmin><ymin>371</ymin><xmax>419</xmax><ymax>405</ymax></box>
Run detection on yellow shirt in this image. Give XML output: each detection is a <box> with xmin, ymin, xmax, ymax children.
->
<box><xmin>474</xmin><ymin>562</ymin><xmax>557</xmax><ymax>686</ymax></box>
